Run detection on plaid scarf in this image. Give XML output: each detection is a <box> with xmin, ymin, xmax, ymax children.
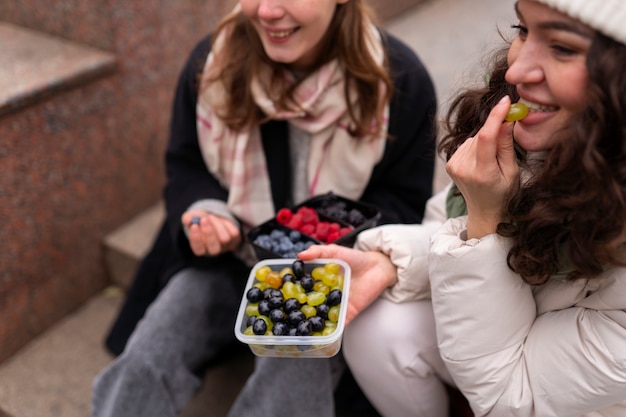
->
<box><xmin>196</xmin><ymin>20</ymin><xmax>388</xmax><ymax>231</ymax></box>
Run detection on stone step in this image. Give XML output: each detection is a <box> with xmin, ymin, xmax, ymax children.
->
<box><xmin>102</xmin><ymin>201</ymin><xmax>165</xmax><ymax>289</ymax></box>
<box><xmin>0</xmin><ymin>21</ymin><xmax>116</xmax><ymax>117</ymax></box>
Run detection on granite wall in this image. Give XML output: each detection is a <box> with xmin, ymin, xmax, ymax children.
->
<box><xmin>0</xmin><ymin>0</ymin><xmax>426</xmax><ymax>363</ymax></box>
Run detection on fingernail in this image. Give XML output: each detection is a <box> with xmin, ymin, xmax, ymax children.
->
<box><xmin>499</xmin><ymin>95</ymin><xmax>511</xmax><ymax>106</ymax></box>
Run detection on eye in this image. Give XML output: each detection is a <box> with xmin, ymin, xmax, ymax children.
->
<box><xmin>550</xmin><ymin>44</ymin><xmax>578</xmax><ymax>56</ymax></box>
<box><xmin>511</xmin><ymin>24</ymin><xmax>528</xmax><ymax>40</ymax></box>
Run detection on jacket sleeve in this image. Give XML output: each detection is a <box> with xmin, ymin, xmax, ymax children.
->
<box><xmin>359</xmin><ymin>32</ymin><xmax>437</xmax><ymax>225</ymax></box>
<box><xmin>428</xmin><ymin>217</ymin><xmax>626</xmax><ymax>417</ymax></box>
<box><xmin>162</xmin><ymin>35</ymin><xmax>231</xmax><ymax>260</ymax></box>
<box><xmin>354</xmin><ymin>183</ymin><xmax>450</xmax><ymax>303</ymax></box>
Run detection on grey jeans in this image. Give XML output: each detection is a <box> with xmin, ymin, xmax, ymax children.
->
<box><xmin>92</xmin><ymin>263</ymin><xmax>343</xmax><ymax>417</ymax></box>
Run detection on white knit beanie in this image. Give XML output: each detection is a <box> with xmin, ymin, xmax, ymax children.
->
<box><xmin>534</xmin><ymin>0</ymin><xmax>626</xmax><ymax>45</ymax></box>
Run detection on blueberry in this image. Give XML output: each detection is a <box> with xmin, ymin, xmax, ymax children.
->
<box><xmin>270</xmin><ymin>229</ymin><xmax>286</xmax><ymax>239</ymax></box>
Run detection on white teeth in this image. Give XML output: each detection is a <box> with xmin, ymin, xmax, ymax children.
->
<box><xmin>269</xmin><ymin>30</ymin><xmax>293</xmax><ymax>38</ymax></box>
<box><xmin>519</xmin><ymin>98</ymin><xmax>558</xmax><ymax>112</ymax></box>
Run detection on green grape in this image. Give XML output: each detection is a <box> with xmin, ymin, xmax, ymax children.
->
<box><xmin>328</xmin><ymin>305</ymin><xmax>340</xmax><ymax>323</ymax></box>
<box><xmin>306</xmin><ymin>291</ymin><xmax>326</xmax><ymax>307</ymax></box>
<box><xmin>505</xmin><ymin>102</ymin><xmax>529</xmax><ymax>122</ymax></box>
<box><xmin>245</xmin><ymin>303</ymin><xmax>259</xmax><ymax>317</ymax></box>
<box><xmin>301</xmin><ymin>304</ymin><xmax>317</xmax><ymax>318</ymax></box>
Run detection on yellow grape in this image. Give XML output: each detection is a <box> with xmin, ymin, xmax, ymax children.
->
<box><xmin>505</xmin><ymin>102</ymin><xmax>529</xmax><ymax>122</ymax></box>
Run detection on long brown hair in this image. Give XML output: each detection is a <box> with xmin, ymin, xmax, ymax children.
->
<box><xmin>439</xmin><ymin>34</ymin><xmax>626</xmax><ymax>285</ymax></box>
<box><xmin>201</xmin><ymin>0</ymin><xmax>393</xmax><ymax>139</ymax></box>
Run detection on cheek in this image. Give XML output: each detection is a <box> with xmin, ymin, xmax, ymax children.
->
<box><xmin>558</xmin><ymin>71</ymin><xmax>589</xmax><ymax>111</ymax></box>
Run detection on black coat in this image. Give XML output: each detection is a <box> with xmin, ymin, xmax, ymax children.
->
<box><xmin>105</xmin><ymin>30</ymin><xmax>437</xmax><ymax>356</ymax></box>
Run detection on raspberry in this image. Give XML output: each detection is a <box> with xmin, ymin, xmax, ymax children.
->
<box><xmin>276</xmin><ymin>208</ymin><xmax>293</xmax><ymax>225</ymax></box>
<box><xmin>298</xmin><ymin>206</ymin><xmax>319</xmax><ymax>225</ymax></box>
<box><xmin>315</xmin><ymin>222</ymin><xmax>330</xmax><ymax>241</ymax></box>
<box><xmin>299</xmin><ymin>223</ymin><xmax>315</xmax><ymax>236</ymax></box>
<box><xmin>286</xmin><ymin>213</ymin><xmax>303</xmax><ymax>229</ymax></box>
<box><xmin>339</xmin><ymin>227</ymin><xmax>352</xmax><ymax>237</ymax></box>
<box><xmin>326</xmin><ymin>232</ymin><xmax>341</xmax><ymax>243</ymax></box>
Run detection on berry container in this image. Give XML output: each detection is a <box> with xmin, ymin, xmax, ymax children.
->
<box><xmin>248</xmin><ymin>192</ymin><xmax>381</xmax><ymax>260</ymax></box>
<box><xmin>234</xmin><ymin>258</ymin><xmax>351</xmax><ymax>358</ymax></box>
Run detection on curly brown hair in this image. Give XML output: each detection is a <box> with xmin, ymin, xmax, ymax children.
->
<box><xmin>200</xmin><ymin>0</ymin><xmax>393</xmax><ymax>139</ymax></box>
<box><xmin>439</xmin><ymin>33</ymin><xmax>626</xmax><ymax>285</ymax></box>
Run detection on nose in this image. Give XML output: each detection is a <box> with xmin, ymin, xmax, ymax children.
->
<box><xmin>505</xmin><ymin>39</ymin><xmax>545</xmax><ymax>86</ymax></box>
<box><xmin>257</xmin><ymin>0</ymin><xmax>285</xmax><ymax>20</ymax></box>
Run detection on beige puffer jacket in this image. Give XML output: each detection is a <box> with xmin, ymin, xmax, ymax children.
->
<box><xmin>357</xmin><ymin>184</ymin><xmax>626</xmax><ymax>417</ymax></box>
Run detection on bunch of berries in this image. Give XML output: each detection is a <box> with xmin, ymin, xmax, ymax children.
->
<box><xmin>275</xmin><ymin>206</ymin><xmax>353</xmax><ymax>244</ymax></box>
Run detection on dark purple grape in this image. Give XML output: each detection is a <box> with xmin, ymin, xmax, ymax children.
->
<box><xmin>252</xmin><ymin>318</ymin><xmax>267</xmax><ymax>335</ymax></box>
<box><xmin>282</xmin><ymin>273</ymin><xmax>295</xmax><ymax>284</ymax></box>
<box><xmin>287</xmin><ymin>310</ymin><xmax>306</xmax><ymax>325</ymax></box>
<box><xmin>300</xmin><ymin>276</ymin><xmax>314</xmax><ymax>291</ymax></box>
<box><xmin>288</xmin><ymin>327</ymin><xmax>298</xmax><ymax>336</ymax></box>
<box><xmin>268</xmin><ymin>296</ymin><xmax>284</xmax><ymax>309</ymax></box>
<box><xmin>284</xmin><ymin>298</ymin><xmax>302</xmax><ymax>313</ymax></box>
<box><xmin>316</xmin><ymin>303</ymin><xmax>330</xmax><ymax>320</ymax></box>
<box><xmin>246</xmin><ymin>316</ymin><xmax>256</xmax><ymax>327</ymax></box>
<box><xmin>263</xmin><ymin>288</ymin><xmax>282</xmax><ymax>300</ymax></box>
<box><xmin>258</xmin><ymin>299</ymin><xmax>271</xmax><ymax>316</ymax></box>
<box><xmin>309</xmin><ymin>316</ymin><xmax>325</xmax><ymax>332</ymax></box>
<box><xmin>246</xmin><ymin>287</ymin><xmax>264</xmax><ymax>303</ymax></box>
<box><xmin>269</xmin><ymin>309</ymin><xmax>286</xmax><ymax>323</ymax></box>
<box><xmin>272</xmin><ymin>322</ymin><xmax>289</xmax><ymax>336</ymax></box>
<box><xmin>296</xmin><ymin>320</ymin><xmax>313</xmax><ymax>336</ymax></box>
<box><xmin>327</xmin><ymin>289</ymin><xmax>342</xmax><ymax>306</ymax></box>
<box><xmin>292</xmin><ymin>259</ymin><xmax>306</xmax><ymax>278</ymax></box>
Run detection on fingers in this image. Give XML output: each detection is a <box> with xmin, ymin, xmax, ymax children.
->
<box><xmin>475</xmin><ymin>95</ymin><xmax>512</xmax><ymax>166</ymax></box>
<box><xmin>298</xmin><ymin>244</ymin><xmax>342</xmax><ymax>261</ymax></box>
<box><xmin>184</xmin><ymin>212</ymin><xmax>241</xmax><ymax>256</ymax></box>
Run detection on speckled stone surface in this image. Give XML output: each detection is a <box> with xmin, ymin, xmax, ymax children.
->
<box><xmin>0</xmin><ymin>0</ymin><xmax>236</xmax><ymax>363</ymax></box>
<box><xmin>0</xmin><ymin>22</ymin><xmax>116</xmax><ymax>117</ymax></box>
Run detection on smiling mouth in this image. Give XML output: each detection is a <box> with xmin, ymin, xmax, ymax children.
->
<box><xmin>519</xmin><ymin>98</ymin><xmax>559</xmax><ymax>113</ymax></box>
<box><xmin>268</xmin><ymin>28</ymin><xmax>297</xmax><ymax>39</ymax></box>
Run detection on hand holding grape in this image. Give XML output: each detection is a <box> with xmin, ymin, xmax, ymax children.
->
<box><xmin>182</xmin><ymin>211</ymin><xmax>242</xmax><ymax>256</ymax></box>
<box><xmin>445</xmin><ymin>95</ymin><xmax>521</xmax><ymax>239</ymax></box>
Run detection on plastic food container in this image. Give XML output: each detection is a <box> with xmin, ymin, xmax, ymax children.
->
<box><xmin>248</xmin><ymin>192</ymin><xmax>381</xmax><ymax>260</ymax></box>
<box><xmin>234</xmin><ymin>258</ymin><xmax>351</xmax><ymax>358</ymax></box>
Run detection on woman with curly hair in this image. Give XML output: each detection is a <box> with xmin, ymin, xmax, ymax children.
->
<box><xmin>300</xmin><ymin>0</ymin><xmax>626</xmax><ymax>415</ymax></box>
<box><xmin>92</xmin><ymin>0</ymin><xmax>437</xmax><ymax>416</ymax></box>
